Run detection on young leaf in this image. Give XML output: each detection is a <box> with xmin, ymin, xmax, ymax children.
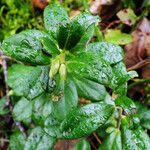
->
<box><xmin>8</xmin><ymin>64</ymin><xmax>44</xmax><ymax>99</ymax></box>
<box><xmin>98</xmin><ymin>129</ymin><xmax>122</xmax><ymax>150</ymax></box>
<box><xmin>24</xmin><ymin>127</ymin><xmax>56</xmax><ymax>150</ymax></box>
<box><xmin>57</xmin><ymin>12</ymin><xmax>99</xmax><ymax>50</ymax></box>
<box><xmin>9</xmin><ymin>131</ymin><xmax>26</xmax><ymax>150</ymax></box>
<box><xmin>2</xmin><ymin>30</ymin><xmax>51</xmax><ymax>65</ymax></box>
<box><xmin>52</xmin><ymin>77</ymin><xmax>78</xmax><ymax>121</ymax></box>
<box><xmin>87</xmin><ymin>42</ymin><xmax>124</xmax><ymax>65</ymax></box>
<box><xmin>74</xmin><ymin>139</ymin><xmax>91</xmax><ymax>150</ymax></box>
<box><xmin>13</xmin><ymin>97</ymin><xmax>32</xmax><ymax>124</ymax></box>
<box><xmin>60</xmin><ymin>102</ymin><xmax>115</xmax><ymax>139</ymax></box>
<box><xmin>115</xmin><ymin>96</ymin><xmax>136</xmax><ymax>115</ymax></box>
<box><xmin>44</xmin><ymin>4</ymin><xmax>69</xmax><ymax>37</ymax></box>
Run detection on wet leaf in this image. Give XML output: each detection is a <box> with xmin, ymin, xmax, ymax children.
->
<box><xmin>44</xmin><ymin>4</ymin><xmax>69</xmax><ymax>37</ymax></box>
<box><xmin>98</xmin><ymin>129</ymin><xmax>122</xmax><ymax>150</ymax></box>
<box><xmin>25</xmin><ymin>127</ymin><xmax>56</xmax><ymax>150</ymax></box>
<box><xmin>8</xmin><ymin>64</ymin><xmax>44</xmax><ymax>99</ymax></box>
<box><xmin>2</xmin><ymin>30</ymin><xmax>50</xmax><ymax>65</ymax></box>
<box><xmin>9</xmin><ymin>131</ymin><xmax>26</xmax><ymax>150</ymax></box>
<box><xmin>52</xmin><ymin>77</ymin><xmax>78</xmax><ymax>121</ymax></box>
<box><xmin>60</xmin><ymin>102</ymin><xmax>115</xmax><ymax>139</ymax></box>
<box><xmin>73</xmin><ymin>75</ymin><xmax>107</xmax><ymax>101</ymax></box>
<box><xmin>87</xmin><ymin>42</ymin><xmax>124</xmax><ymax>65</ymax></box>
<box><xmin>13</xmin><ymin>97</ymin><xmax>32</xmax><ymax>124</ymax></box>
<box><xmin>115</xmin><ymin>96</ymin><xmax>136</xmax><ymax>115</ymax></box>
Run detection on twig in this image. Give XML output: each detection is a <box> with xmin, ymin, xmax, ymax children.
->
<box><xmin>93</xmin><ymin>132</ymin><xmax>101</xmax><ymax>144</ymax></box>
<box><xmin>103</xmin><ymin>20</ymin><xmax>121</xmax><ymax>31</ymax></box>
<box><xmin>127</xmin><ymin>57</ymin><xmax>150</xmax><ymax>71</ymax></box>
<box><xmin>0</xmin><ymin>50</ymin><xmax>11</xmax><ymax>108</ymax></box>
<box><xmin>0</xmin><ymin>49</ymin><xmax>27</xmax><ymax>137</ymax></box>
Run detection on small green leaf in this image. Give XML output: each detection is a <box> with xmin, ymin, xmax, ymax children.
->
<box><xmin>9</xmin><ymin>131</ymin><xmax>26</xmax><ymax>150</ymax></box>
<box><xmin>52</xmin><ymin>77</ymin><xmax>78</xmax><ymax>121</ymax></box>
<box><xmin>87</xmin><ymin>42</ymin><xmax>124</xmax><ymax>65</ymax></box>
<box><xmin>44</xmin><ymin>4</ymin><xmax>69</xmax><ymax>37</ymax></box>
<box><xmin>115</xmin><ymin>96</ymin><xmax>136</xmax><ymax>115</ymax></box>
<box><xmin>13</xmin><ymin>97</ymin><xmax>32</xmax><ymax>124</ymax></box>
<box><xmin>60</xmin><ymin>102</ymin><xmax>115</xmax><ymax>139</ymax></box>
<box><xmin>0</xmin><ymin>97</ymin><xmax>9</xmax><ymax>115</ymax></box>
<box><xmin>105</xmin><ymin>29</ymin><xmax>133</xmax><ymax>45</ymax></box>
<box><xmin>2</xmin><ymin>30</ymin><xmax>50</xmax><ymax>65</ymax></box>
<box><xmin>8</xmin><ymin>64</ymin><xmax>44</xmax><ymax>99</ymax></box>
<box><xmin>99</xmin><ymin>129</ymin><xmax>122</xmax><ymax>150</ymax></box>
<box><xmin>117</xmin><ymin>8</ymin><xmax>138</xmax><ymax>26</ymax></box>
<box><xmin>25</xmin><ymin>127</ymin><xmax>56</xmax><ymax>150</ymax></box>
<box><xmin>74</xmin><ymin>139</ymin><xmax>91</xmax><ymax>150</ymax></box>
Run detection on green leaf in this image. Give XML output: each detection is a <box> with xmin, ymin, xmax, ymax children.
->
<box><xmin>117</xmin><ymin>8</ymin><xmax>138</xmax><ymax>26</ymax></box>
<box><xmin>111</xmin><ymin>62</ymin><xmax>138</xmax><ymax>95</ymax></box>
<box><xmin>57</xmin><ymin>12</ymin><xmax>99</xmax><ymax>50</ymax></box>
<box><xmin>25</xmin><ymin>127</ymin><xmax>56</xmax><ymax>150</ymax></box>
<box><xmin>99</xmin><ymin>129</ymin><xmax>122</xmax><ymax>150</ymax></box>
<box><xmin>40</xmin><ymin>36</ymin><xmax>59</xmax><ymax>56</ymax></box>
<box><xmin>13</xmin><ymin>97</ymin><xmax>32</xmax><ymax>124</ymax></box>
<box><xmin>32</xmin><ymin>93</ymin><xmax>53</xmax><ymax>125</ymax></box>
<box><xmin>2</xmin><ymin>30</ymin><xmax>50</xmax><ymax>65</ymax></box>
<box><xmin>44</xmin><ymin>4</ymin><xmax>69</xmax><ymax>37</ymax></box>
<box><xmin>86</xmin><ymin>42</ymin><xmax>124</xmax><ymax>65</ymax></box>
<box><xmin>74</xmin><ymin>139</ymin><xmax>91</xmax><ymax>150</ymax></box>
<box><xmin>121</xmin><ymin>117</ymin><xmax>150</xmax><ymax>150</ymax></box>
<box><xmin>8</xmin><ymin>64</ymin><xmax>44</xmax><ymax>99</ymax></box>
<box><xmin>105</xmin><ymin>29</ymin><xmax>133</xmax><ymax>45</ymax></box>
<box><xmin>52</xmin><ymin>76</ymin><xmax>78</xmax><ymax>121</ymax></box>
<box><xmin>115</xmin><ymin>96</ymin><xmax>136</xmax><ymax>115</ymax></box>
<box><xmin>60</xmin><ymin>102</ymin><xmax>115</xmax><ymax>139</ymax></box>
<box><xmin>9</xmin><ymin>131</ymin><xmax>26</xmax><ymax>150</ymax></box>
<box><xmin>67</xmin><ymin>52</ymin><xmax>113</xmax><ymax>87</ymax></box>
<box><xmin>136</xmin><ymin>102</ymin><xmax>150</xmax><ymax>130</ymax></box>
<box><xmin>0</xmin><ymin>97</ymin><xmax>9</xmax><ymax>115</ymax></box>
<box><xmin>73</xmin><ymin>75</ymin><xmax>107</xmax><ymax>101</ymax></box>
<box><xmin>44</xmin><ymin>114</ymin><xmax>61</xmax><ymax>137</ymax></box>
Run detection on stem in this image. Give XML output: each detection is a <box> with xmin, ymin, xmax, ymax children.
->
<box><xmin>128</xmin><ymin>78</ymin><xmax>150</xmax><ymax>90</ymax></box>
<box><xmin>93</xmin><ymin>132</ymin><xmax>101</xmax><ymax>144</ymax></box>
<box><xmin>95</xmin><ymin>26</ymin><xmax>103</xmax><ymax>41</ymax></box>
<box><xmin>117</xmin><ymin>107</ymin><xmax>122</xmax><ymax>129</ymax></box>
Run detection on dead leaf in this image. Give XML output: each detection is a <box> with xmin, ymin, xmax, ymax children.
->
<box><xmin>90</xmin><ymin>0</ymin><xmax>122</xmax><ymax>21</ymax></box>
<box><xmin>117</xmin><ymin>8</ymin><xmax>138</xmax><ymax>26</ymax></box>
<box><xmin>32</xmin><ymin>0</ymin><xmax>48</xmax><ymax>9</ymax></box>
<box><xmin>125</xmin><ymin>18</ymin><xmax>150</xmax><ymax>67</ymax></box>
